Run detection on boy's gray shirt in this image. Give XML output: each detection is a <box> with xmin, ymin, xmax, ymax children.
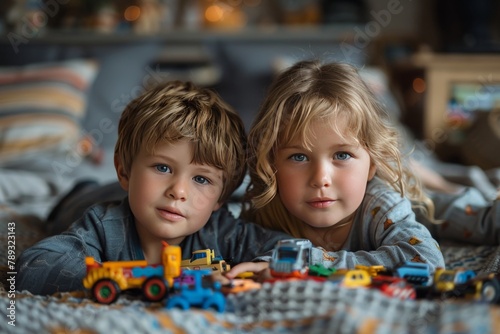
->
<box><xmin>16</xmin><ymin>198</ymin><xmax>291</xmax><ymax>295</ymax></box>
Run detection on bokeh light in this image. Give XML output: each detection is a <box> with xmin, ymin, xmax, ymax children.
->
<box><xmin>413</xmin><ymin>77</ymin><xmax>426</xmax><ymax>94</ymax></box>
<box><xmin>124</xmin><ymin>6</ymin><xmax>141</xmax><ymax>22</ymax></box>
<box><xmin>205</xmin><ymin>5</ymin><xmax>224</xmax><ymax>23</ymax></box>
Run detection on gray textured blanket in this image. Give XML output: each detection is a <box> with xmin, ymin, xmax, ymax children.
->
<box><xmin>1</xmin><ymin>174</ymin><xmax>500</xmax><ymax>334</ymax></box>
<box><xmin>1</xmin><ymin>245</ymin><xmax>499</xmax><ymax>334</ymax></box>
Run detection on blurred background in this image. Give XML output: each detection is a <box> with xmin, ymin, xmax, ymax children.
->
<box><xmin>1</xmin><ymin>0</ymin><xmax>500</xmax><ymax>167</ymax></box>
<box><xmin>2</xmin><ymin>0</ymin><xmax>499</xmax><ymax>51</ymax></box>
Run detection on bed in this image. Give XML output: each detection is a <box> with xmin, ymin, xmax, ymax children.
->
<box><xmin>1</xmin><ymin>37</ymin><xmax>500</xmax><ymax>334</ymax></box>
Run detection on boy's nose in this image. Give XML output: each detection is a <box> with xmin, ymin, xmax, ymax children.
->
<box><xmin>166</xmin><ymin>178</ymin><xmax>187</xmax><ymax>201</ymax></box>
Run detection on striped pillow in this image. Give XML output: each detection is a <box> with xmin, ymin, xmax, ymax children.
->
<box><xmin>0</xmin><ymin>59</ymin><xmax>98</xmax><ymax>165</ymax></box>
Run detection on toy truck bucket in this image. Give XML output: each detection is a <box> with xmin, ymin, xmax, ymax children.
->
<box><xmin>163</xmin><ymin>245</ymin><xmax>182</xmax><ymax>278</ymax></box>
<box><xmin>85</xmin><ymin>256</ymin><xmax>100</xmax><ymax>269</ymax></box>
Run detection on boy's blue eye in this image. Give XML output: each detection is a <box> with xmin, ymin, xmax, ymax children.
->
<box><xmin>290</xmin><ymin>154</ymin><xmax>308</xmax><ymax>162</ymax></box>
<box><xmin>335</xmin><ymin>152</ymin><xmax>352</xmax><ymax>161</ymax></box>
<box><xmin>155</xmin><ymin>164</ymin><xmax>171</xmax><ymax>173</ymax></box>
<box><xmin>193</xmin><ymin>175</ymin><xmax>210</xmax><ymax>185</ymax></box>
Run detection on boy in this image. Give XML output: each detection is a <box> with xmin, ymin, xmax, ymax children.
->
<box><xmin>16</xmin><ymin>81</ymin><xmax>292</xmax><ymax>295</ymax></box>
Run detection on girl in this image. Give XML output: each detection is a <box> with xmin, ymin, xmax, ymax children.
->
<box><xmin>227</xmin><ymin>60</ymin><xmax>445</xmax><ymax>277</ymax></box>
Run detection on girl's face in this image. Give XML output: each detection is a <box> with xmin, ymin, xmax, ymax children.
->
<box><xmin>274</xmin><ymin>119</ymin><xmax>376</xmax><ymax>229</ymax></box>
<box><xmin>116</xmin><ymin>140</ymin><xmax>223</xmax><ymax>247</ymax></box>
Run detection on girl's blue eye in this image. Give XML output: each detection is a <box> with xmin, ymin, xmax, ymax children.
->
<box><xmin>290</xmin><ymin>154</ymin><xmax>308</xmax><ymax>162</ymax></box>
<box><xmin>155</xmin><ymin>164</ymin><xmax>171</xmax><ymax>173</ymax></box>
<box><xmin>335</xmin><ymin>152</ymin><xmax>352</xmax><ymax>161</ymax></box>
<box><xmin>193</xmin><ymin>175</ymin><xmax>209</xmax><ymax>185</ymax></box>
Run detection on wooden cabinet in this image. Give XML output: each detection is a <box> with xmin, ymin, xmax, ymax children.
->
<box><xmin>412</xmin><ymin>51</ymin><xmax>500</xmax><ymax>142</ymax></box>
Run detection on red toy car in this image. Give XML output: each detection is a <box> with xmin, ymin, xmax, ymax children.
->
<box><xmin>371</xmin><ymin>275</ymin><xmax>417</xmax><ymax>300</ymax></box>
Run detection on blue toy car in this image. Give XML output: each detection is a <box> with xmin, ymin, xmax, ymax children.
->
<box><xmin>166</xmin><ymin>269</ymin><xmax>226</xmax><ymax>312</ymax></box>
<box><xmin>394</xmin><ymin>261</ymin><xmax>433</xmax><ymax>286</ymax></box>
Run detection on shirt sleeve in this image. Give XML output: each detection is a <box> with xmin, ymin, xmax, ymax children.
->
<box><xmin>311</xmin><ymin>188</ymin><xmax>445</xmax><ymax>272</ymax></box>
<box><xmin>15</xmin><ymin>201</ymin><xmax>135</xmax><ymax>295</ymax></box>
<box><xmin>425</xmin><ymin>187</ymin><xmax>500</xmax><ymax>245</ymax></box>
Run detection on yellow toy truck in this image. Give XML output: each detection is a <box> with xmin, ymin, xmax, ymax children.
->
<box><xmin>83</xmin><ymin>242</ymin><xmax>182</xmax><ymax>304</ymax></box>
<box><xmin>181</xmin><ymin>249</ymin><xmax>231</xmax><ymax>273</ymax></box>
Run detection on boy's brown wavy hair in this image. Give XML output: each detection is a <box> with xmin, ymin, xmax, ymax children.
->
<box><xmin>115</xmin><ymin>80</ymin><xmax>247</xmax><ymax>202</ymax></box>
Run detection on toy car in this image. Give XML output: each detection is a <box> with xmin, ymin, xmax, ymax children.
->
<box><xmin>371</xmin><ymin>275</ymin><xmax>416</xmax><ymax>300</ymax></box>
<box><xmin>83</xmin><ymin>243</ymin><xmax>182</xmax><ymax>304</ymax></box>
<box><xmin>355</xmin><ymin>265</ymin><xmax>386</xmax><ymax>277</ymax></box>
<box><xmin>221</xmin><ymin>278</ymin><xmax>262</xmax><ymax>295</ymax></box>
<box><xmin>433</xmin><ymin>268</ymin><xmax>476</xmax><ymax>293</ymax></box>
<box><xmin>328</xmin><ymin>268</ymin><xmax>372</xmax><ymax>288</ymax></box>
<box><xmin>479</xmin><ymin>273</ymin><xmax>500</xmax><ymax>304</ymax></box>
<box><xmin>269</xmin><ymin>239</ymin><xmax>312</xmax><ymax>278</ymax></box>
<box><xmin>434</xmin><ymin>272</ymin><xmax>500</xmax><ymax>303</ymax></box>
<box><xmin>394</xmin><ymin>261</ymin><xmax>433</xmax><ymax>286</ymax></box>
<box><xmin>174</xmin><ymin>271</ymin><xmax>195</xmax><ymax>286</ymax></box>
<box><xmin>308</xmin><ymin>264</ymin><xmax>336</xmax><ymax>277</ymax></box>
<box><xmin>166</xmin><ymin>269</ymin><xmax>226</xmax><ymax>312</ymax></box>
<box><xmin>181</xmin><ymin>249</ymin><xmax>230</xmax><ymax>273</ymax></box>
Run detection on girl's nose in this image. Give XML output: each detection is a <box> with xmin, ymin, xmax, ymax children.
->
<box><xmin>166</xmin><ymin>177</ymin><xmax>187</xmax><ymax>201</ymax></box>
<box><xmin>310</xmin><ymin>162</ymin><xmax>332</xmax><ymax>188</ymax></box>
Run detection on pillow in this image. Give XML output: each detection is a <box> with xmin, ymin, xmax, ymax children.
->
<box><xmin>0</xmin><ymin>59</ymin><xmax>98</xmax><ymax>167</ymax></box>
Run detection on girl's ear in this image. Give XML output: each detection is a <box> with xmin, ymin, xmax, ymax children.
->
<box><xmin>368</xmin><ymin>163</ymin><xmax>377</xmax><ymax>181</ymax></box>
<box><xmin>114</xmin><ymin>155</ymin><xmax>130</xmax><ymax>191</ymax></box>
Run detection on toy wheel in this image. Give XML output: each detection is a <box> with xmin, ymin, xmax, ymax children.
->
<box><xmin>202</xmin><ymin>295</ymin><xmax>226</xmax><ymax>312</ymax></box>
<box><xmin>166</xmin><ymin>297</ymin><xmax>189</xmax><ymax>310</ymax></box>
<box><xmin>481</xmin><ymin>279</ymin><xmax>500</xmax><ymax>304</ymax></box>
<box><xmin>92</xmin><ymin>279</ymin><xmax>120</xmax><ymax>304</ymax></box>
<box><xmin>142</xmin><ymin>276</ymin><xmax>168</xmax><ymax>302</ymax></box>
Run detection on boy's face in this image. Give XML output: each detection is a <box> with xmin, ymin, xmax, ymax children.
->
<box><xmin>116</xmin><ymin>140</ymin><xmax>224</xmax><ymax>246</ymax></box>
<box><xmin>274</xmin><ymin>118</ymin><xmax>376</xmax><ymax>229</ymax></box>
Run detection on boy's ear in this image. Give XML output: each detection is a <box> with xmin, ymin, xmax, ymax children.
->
<box><xmin>368</xmin><ymin>163</ymin><xmax>377</xmax><ymax>181</ymax></box>
<box><xmin>213</xmin><ymin>202</ymin><xmax>223</xmax><ymax>212</ymax></box>
<box><xmin>114</xmin><ymin>155</ymin><xmax>130</xmax><ymax>191</ymax></box>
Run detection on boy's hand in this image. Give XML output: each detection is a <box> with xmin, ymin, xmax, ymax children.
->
<box><xmin>211</xmin><ymin>271</ymin><xmax>231</xmax><ymax>285</ymax></box>
<box><xmin>225</xmin><ymin>262</ymin><xmax>272</xmax><ymax>282</ymax></box>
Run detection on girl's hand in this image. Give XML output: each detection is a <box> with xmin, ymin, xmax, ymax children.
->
<box><xmin>225</xmin><ymin>262</ymin><xmax>272</xmax><ymax>282</ymax></box>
